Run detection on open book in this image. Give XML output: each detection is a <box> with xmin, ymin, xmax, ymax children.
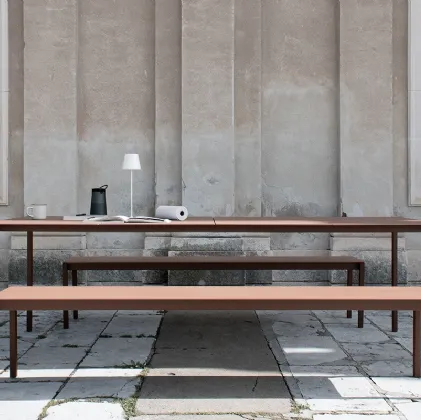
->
<box><xmin>83</xmin><ymin>215</ymin><xmax>171</xmax><ymax>223</ymax></box>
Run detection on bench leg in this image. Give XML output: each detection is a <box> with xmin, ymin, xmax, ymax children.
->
<box><xmin>358</xmin><ymin>265</ymin><xmax>365</xmax><ymax>329</ymax></box>
<box><xmin>414</xmin><ymin>311</ymin><xmax>420</xmax><ymax>378</ymax></box>
<box><xmin>72</xmin><ymin>270</ymin><xmax>78</xmax><ymax>320</ymax></box>
<box><xmin>26</xmin><ymin>231</ymin><xmax>34</xmax><ymax>333</ymax></box>
<box><xmin>346</xmin><ymin>269</ymin><xmax>352</xmax><ymax>319</ymax></box>
<box><xmin>392</xmin><ymin>232</ymin><xmax>398</xmax><ymax>332</ymax></box>
<box><xmin>62</xmin><ymin>264</ymin><xmax>69</xmax><ymax>330</ymax></box>
<box><xmin>10</xmin><ymin>310</ymin><xmax>17</xmax><ymax>378</ymax></box>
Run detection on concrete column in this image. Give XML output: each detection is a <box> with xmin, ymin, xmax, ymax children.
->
<box><xmin>181</xmin><ymin>0</ymin><xmax>235</xmax><ymax>216</ymax></box>
<box><xmin>234</xmin><ymin>0</ymin><xmax>262</xmax><ymax>216</ymax></box>
<box><xmin>339</xmin><ymin>0</ymin><xmax>394</xmax><ymax>216</ymax></box>
<box><xmin>154</xmin><ymin>0</ymin><xmax>182</xmax><ymax>207</ymax></box>
<box><xmin>24</xmin><ymin>0</ymin><xmax>78</xmax><ymax>215</ymax></box>
<box><xmin>409</xmin><ymin>0</ymin><xmax>421</xmax><ymax>205</ymax></box>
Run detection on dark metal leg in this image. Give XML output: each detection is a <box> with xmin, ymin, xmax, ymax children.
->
<box><xmin>392</xmin><ymin>232</ymin><xmax>398</xmax><ymax>332</ymax></box>
<box><xmin>414</xmin><ymin>311</ymin><xmax>420</xmax><ymax>378</ymax></box>
<box><xmin>358</xmin><ymin>264</ymin><xmax>365</xmax><ymax>328</ymax></box>
<box><xmin>26</xmin><ymin>231</ymin><xmax>34</xmax><ymax>332</ymax></box>
<box><xmin>10</xmin><ymin>310</ymin><xmax>17</xmax><ymax>378</ymax></box>
<box><xmin>63</xmin><ymin>264</ymin><xmax>69</xmax><ymax>329</ymax></box>
<box><xmin>72</xmin><ymin>270</ymin><xmax>78</xmax><ymax>320</ymax></box>
<box><xmin>346</xmin><ymin>269</ymin><xmax>352</xmax><ymax>319</ymax></box>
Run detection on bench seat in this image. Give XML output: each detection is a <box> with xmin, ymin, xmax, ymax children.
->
<box><xmin>63</xmin><ymin>255</ymin><xmax>364</xmax><ymax>270</ymax></box>
<box><xmin>63</xmin><ymin>255</ymin><xmax>365</xmax><ymax>328</ymax></box>
<box><xmin>0</xmin><ymin>285</ymin><xmax>419</xmax><ymax>378</ymax></box>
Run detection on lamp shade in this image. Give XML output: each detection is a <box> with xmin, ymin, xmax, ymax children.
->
<box><xmin>122</xmin><ymin>153</ymin><xmax>141</xmax><ymax>170</ymax></box>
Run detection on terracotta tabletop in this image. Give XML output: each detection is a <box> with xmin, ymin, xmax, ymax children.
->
<box><xmin>0</xmin><ymin>216</ymin><xmax>421</xmax><ymax>233</ymax></box>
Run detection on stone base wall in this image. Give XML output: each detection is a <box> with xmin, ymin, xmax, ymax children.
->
<box><xmin>7</xmin><ymin>232</ymin><xmax>411</xmax><ymax>287</ymax></box>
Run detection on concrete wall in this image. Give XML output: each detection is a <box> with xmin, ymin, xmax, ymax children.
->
<box><xmin>0</xmin><ymin>0</ymin><xmax>24</xmax><ymax>288</ymax></box>
<box><xmin>2</xmin><ymin>0</ymin><xmax>420</xmax><ymax>286</ymax></box>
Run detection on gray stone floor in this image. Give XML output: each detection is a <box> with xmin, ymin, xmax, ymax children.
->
<box><xmin>0</xmin><ymin>308</ymin><xmax>419</xmax><ymax>420</ymax></box>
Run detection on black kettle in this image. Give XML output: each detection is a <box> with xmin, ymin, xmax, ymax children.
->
<box><xmin>90</xmin><ymin>185</ymin><xmax>108</xmax><ymax>215</ymax></box>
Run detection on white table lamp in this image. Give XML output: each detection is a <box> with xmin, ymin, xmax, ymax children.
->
<box><xmin>122</xmin><ymin>154</ymin><xmax>141</xmax><ymax>217</ymax></box>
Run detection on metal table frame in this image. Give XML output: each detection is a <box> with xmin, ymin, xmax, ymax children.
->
<box><xmin>0</xmin><ymin>216</ymin><xmax>420</xmax><ymax>332</ymax></box>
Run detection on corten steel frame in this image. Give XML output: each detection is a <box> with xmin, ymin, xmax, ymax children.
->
<box><xmin>62</xmin><ymin>255</ymin><xmax>365</xmax><ymax>329</ymax></box>
<box><xmin>1</xmin><ymin>216</ymin><xmax>421</xmax><ymax>332</ymax></box>
<box><xmin>0</xmin><ymin>285</ymin><xmax>421</xmax><ymax>379</ymax></box>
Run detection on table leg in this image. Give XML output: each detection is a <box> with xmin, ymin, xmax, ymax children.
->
<box><xmin>346</xmin><ymin>269</ymin><xmax>352</xmax><ymax>319</ymax></box>
<box><xmin>358</xmin><ymin>264</ymin><xmax>365</xmax><ymax>328</ymax></box>
<box><xmin>26</xmin><ymin>231</ymin><xmax>34</xmax><ymax>332</ymax></box>
<box><xmin>414</xmin><ymin>311</ymin><xmax>420</xmax><ymax>378</ymax></box>
<box><xmin>10</xmin><ymin>310</ymin><xmax>17</xmax><ymax>378</ymax></box>
<box><xmin>72</xmin><ymin>270</ymin><xmax>78</xmax><ymax>320</ymax></box>
<box><xmin>392</xmin><ymin>232</ymin><xmax>398</xmax><ymax>332</ymax></box>
<box><xmin>62</xmin><ymin>264</ymin><xmax>69</xmax><ymax>329</ymax></box>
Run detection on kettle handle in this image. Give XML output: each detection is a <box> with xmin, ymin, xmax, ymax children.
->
<box><xmin>100</xmin><ymin>185</ymin><xmax>108</xmax><ymax>190</ymax></box>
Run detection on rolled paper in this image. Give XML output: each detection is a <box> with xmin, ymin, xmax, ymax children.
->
<box><xmin>155</xmin><ymin>205</ymin><xmax>188</xmax><ymax>221</ymax></box>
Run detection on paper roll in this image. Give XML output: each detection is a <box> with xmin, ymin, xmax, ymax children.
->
<box><xmin>155</xmin><ymin>205</ymin><xmax>188</xmax><ymax>221</ymax></box>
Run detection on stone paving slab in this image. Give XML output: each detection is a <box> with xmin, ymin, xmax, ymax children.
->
<box><xmin>361</xmin><ymin>360</ymin><xmax>413</xmax><ymax>377</ymax></box>
<box><xmin>325</xmin><ymin>324</ymin><xmax>389</xmax><ymax>343</ymax></box>
<box><xmin>393</xmin><ymin>401</ymin><xmax>421</xmax><ymax>420</ymax></box>
<box><xmin>136</xmin><ymin>311</ymin><xmax>291</xmax><ymax>415</ymax></box>
<box><xmin>45</xmin><ymin>401</ymin><xmax>125</xmax><ymax>420</ymax></box>
<box><xmin>80</xmin><ymin>337</ymin><xmax>155</xmax><ymax>368</ymax></box>
<box><xmin>18</xmin><ymin>345</ymin><xmax>87</xmax><ymax>368</ymax></box>
<box><xmin>57</xmin><ymin>368</ymin><xmax>144</xmax><ymax>399</ymax></box>
<box><xmin>132</xmin><ymin>416</ymin><xmax>250</xmax><ymax>420</ymax></box>
<box><xmin>373</xmin><ymin>377</ymin><xmax>421</xmax><ymax>398</ymax></box>
<box><xmin>314</xmin><ymin>415</ymin><xmax>400</xmax><ymax>420</ymax></box>
<box><xmin>102</xmin><ymin>315</ymin><xmax>161</xmax><ymax>337</ymax></box>
<box><xmin>0</xmin><ymin>338</ymin><xmax>33</xmax><ymax>359</ymax></box>
<box><xmin>0</xmin><ymin>381</ymin><xmax>62</xmax><ymax>420</ymax></box>
<box><xmin>288</xmin><ymin>366</ymin><xmax>382</xmax><ymax>399</ymax></box>
<box><xmin>0</xmin><ymin>368</ymin><xmax>74</xmax><ymax>381</ymax></box>
<box><xmin>341</xmin><ymin>342</ymin><xmax>411</xmax><ymax>362</ymax></box>
<box><xmin>277</xmin><ymin>337</ymin><xmax>349</xmax><ymax>366</ymax></box>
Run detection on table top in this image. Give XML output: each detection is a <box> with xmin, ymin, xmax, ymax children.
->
<box><xmin>1</xmin><ymin>286</ymin><xmax>421</xmax><ymax>311</ymax></box>
<box><xmin>1</xmin><ymin>216</ymin><xmax>421</xmax><ymax>233</ymax></box>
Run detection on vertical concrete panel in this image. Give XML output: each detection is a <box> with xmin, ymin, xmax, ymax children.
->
<box><xmin>24</xmin><ymin>0</ymin><xmax>77</xmax><ymax>214</ymax></box>
<box><xmin>181</xmin><ymin>0</ymin><xmax>235</xmax><ymax>216</ymax></box>
<box><xmin>339</xmin><ymin>0</ymin><xmax>394</xmax><ymax>216</ymax></box>
<box><xmin>234</xmin><ymin>0</ymin><xmax>262</xmax><ymax>217</ymax></box>
<box><xmin>78</xmin><ymin>0</ymin><xmax>155</xmax><ymax>216</ymax></box>
<box><xmin>5</xmin><ymin>0</ymin><xmax>24</xmax><ymax>217</ymax></box>
<box><xmin>408</xmin><ymin>0</ymin><xmax>421</xmax><ymax>205</ymax></box>
<box><xmin>262</xmin><ymin>0</ymin><xmax>338</xmax><ymax>220</ymax></box>
<box><xmin>393</xmin><ymin>0</ymin><xmax>409</xmax><ymax>214</ymax></box>
<box><xmin>155</xmin><ymin>0</ymin><xmax>182</xmax><ymax>207</ymax></box>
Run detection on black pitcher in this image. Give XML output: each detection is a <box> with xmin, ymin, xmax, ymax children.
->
<box><xmin>90</xmin><ymin>185</ymin><xmax>108</xmax><ymax>215</ymax></box>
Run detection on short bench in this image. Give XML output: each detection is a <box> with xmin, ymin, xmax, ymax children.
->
<box><xmin>0</xmin><ymin>285</ymin><xmax>419</xmax><ymax>379</ymax></box>
<box><xmin>63</xmin><ymin>256</ymin><xmax>365</xmax><ymax>328</ymax></box>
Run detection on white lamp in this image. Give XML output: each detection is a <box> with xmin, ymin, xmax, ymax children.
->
<box><xmin>122</xmin><ymin>153</ymin><xmax>141</xmax><ymax>217</ymax></box>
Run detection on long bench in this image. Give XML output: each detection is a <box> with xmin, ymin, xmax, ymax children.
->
<box><xmin>63</xmin><ymin>256</ymin><xmax>365</xmax><ymax>328</ymax></box>
<box><xmin>0</xmin><ymin>285</ymin><xmax>419</xmax><ymax>379</ymax></box>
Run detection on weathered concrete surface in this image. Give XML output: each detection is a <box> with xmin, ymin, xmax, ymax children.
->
<box><xmin>234</xmin><ymin>0</ymin><xmax>262</xmax><ymax>217</ymax></box>
<box><xmin>155</xmin><ymin>0</ymin><xmax>182</xmax><ymax>207</ymax></box>
<box><xmin>136</xmin><ymin>311</ymin><xmax>291</xmax><ymax>414</ymax></box>
<box><xmin>181</xmin><ymin>0</ymin><xmax>235</xmax><ymax>216</ymax></box>
<box><xmin>339</xmin><ymin>0</ymin><xmax>394</xmax><ymax>216</ymax></box>
<box><xmin>262</xmin><ymin>0</ymin><xmax>338</xmax><ymax>221</ymax></box>
<box><xmin>77</xmin><ymin>0</ymin><xmax>155</xmax><ymax>217</ymax></box>
<box><xmin>24</xmin><ymin>0</ymin><xmax>78</xmax><ymax>215</ymax></box>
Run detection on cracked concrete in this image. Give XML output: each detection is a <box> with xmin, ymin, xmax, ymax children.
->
<box><xmin>0</xmin><ymin>309</ymin><xmax>418</xmax><ymax>419</ymax></box>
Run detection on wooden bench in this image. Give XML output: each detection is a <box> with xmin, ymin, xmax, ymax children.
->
<box><xmin>63</xmin><ymin>256</ymin><xmax>365</xmax><ymax>328</ymax></box>
<box><xmin>0</xmin><ymin>285</ymin><xmax>419</xmax><ymax>379</ymax></box>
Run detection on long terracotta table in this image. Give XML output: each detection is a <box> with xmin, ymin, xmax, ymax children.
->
<box><xmin>1</xmin><ymin>216</ymin><xmax>421</xmax><ymax>332</ymax></box>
